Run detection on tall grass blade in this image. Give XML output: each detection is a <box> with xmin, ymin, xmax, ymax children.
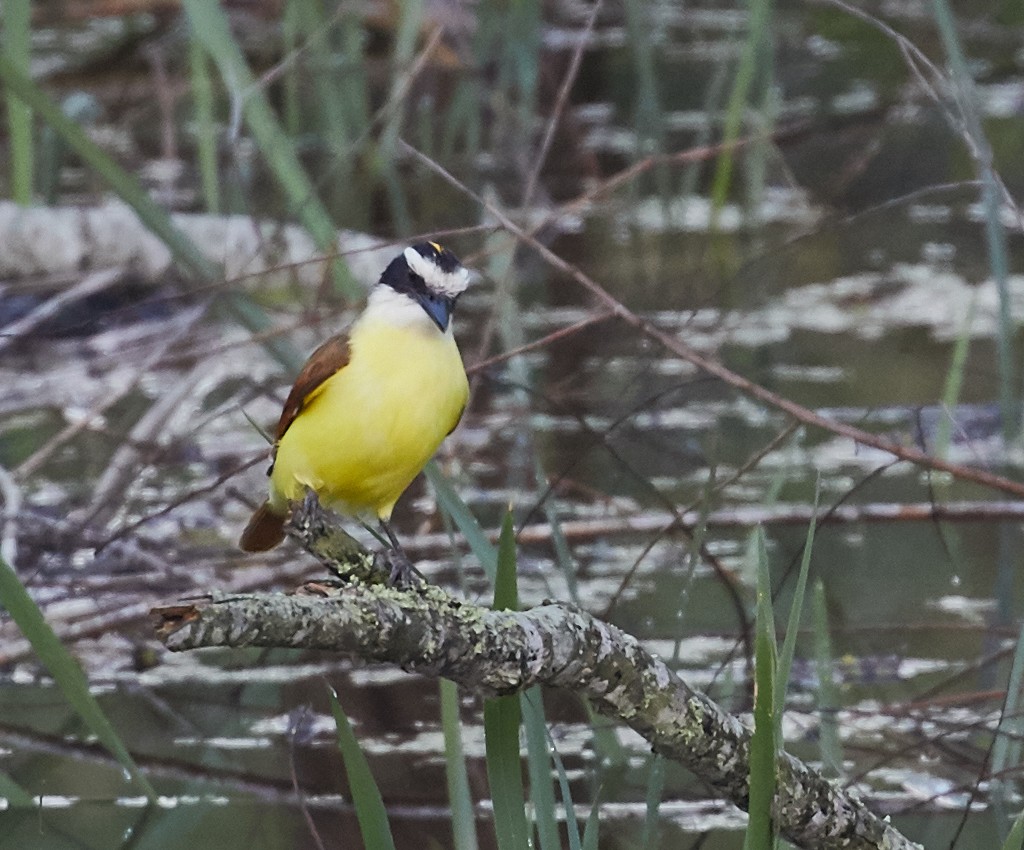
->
<box><xmin>328</xmin><ymin>686</ymin><xmax>398</xmax><ymax>850</ymax></box>
<box><xmin>3</xmin><ymin>0</ymin><xmax>33</xmax><ymax>205</ymax></box>
<box><xmin>337</xmin><ymin>9</ymin><xmax>372</xmax><ymax>136</ymax></box>
<box><xmin>522</xmin><ymin>688</ymin><xmax>560</xmax><ymax>850</ymax></box>
<box><xmin>641</xmin><ymin>754</ymin><xmax>666</xmax><ymax>847</ymax></box>
<box><xmin>936</xmin><ymin>294</ymin><xmax>978</xmax><ymax>458</ymax></box>
<box><xmin>441</xmin><ymin>79</ymin><xmax>481</xmax><ymax>157</ymax></box>
<box><xmin>181</xmin><ymin>0</ymin><xmax>358</xmax><ymax>297</ymax></box>
<box><xmin>0</xmin><ymin>555</ymin><xmax>155</xmax><ymax>800</ymax></box>
<box><xmin>990</xmin><ymin>616</ymin><xmax>1024</xmax><ymax>814</ymax></box>
<box><xmin>380</xmin><ymin>0</ymin><xmax>424</xmax><ymax>192</ymax></box>
<box><xmin>303</xmin><ymin>1</ymin><xmax>355</xmax><ymax>152</ymax></box>
<box><xmin>282</xmin><ymin>0</ymin><xmax>302</xmax><ymax>137</ymax></box>
<box><xmin>189</xmin><ymin>36</ymin><xmax>221</xmax><ymax>214</ymax></box>
<box><xmin>582</xmin><ymin>792</ymin><xmax>602</xmax><ymax>850</ymax></box>
<box><xmin>548</xmin><ymin>727</ymin><xmax>585</xmax><ymax>850</ymax></box>
<box><xmin>440</xmin><ymin>678</ymin><xmax>480</xmax><ymax>850</ymax></box>
<box><xmin>0</xmin><ymin>54</ymin><xmax>217</xmax><ymax>282</ymax></box>
<box><xmin>930</xmin><ymin>0</ymin><xmax>1018</xmax><ymax>438</ymax></box>
<box><xmin>0</xmin><ymin>770</ymin><xmax>33</xmax><ymax>807</ymax></box>
<box><xmin>1000</xmin><ymin>807</ymin><xmax>1024</xmax><ymax>850</ymax></box>
<box><xmin>744</xmin><ymin>528</ymin><xmax>778</xmax><ymax>850</ymax></box>
<box><xmin>493</xmin><ymin>508</ymin><xmax>518</xmax><ymax>615</ymax></box>
<box><xmin>484</xmin><ymin>510</ymin><xmax>530</xmax><ymax>850</ymax></box>
<box><xmin>532</xmin><ymin>456</ymin><xmax>580</xmax><ymax>605</ymax></box>
<box><xmin>623</xmin><ymin>0</ymin><xmax>666</xmax><ymax>200</ymax></box>
<box><xmin>775</xmin><ymin>482</ymin><xmax>819</xmax><ymax>718</ymax></box>
<box><xmin>710</xmin><ymin>0</ymin><xmax>774</xmax><ymax>217</ymax></box>
<box><xmin>584</xmin><ymin>701</ymin><xmax>629</xmax><ymax>768</ymax></box>
<box><xmin>0</xmin><ymin>53</ymin><xmax>306</xmax><ymax>372</ymax></box>
<box><xmin>427</xmin><ymin>462</ymin><xmax>497</xmax><ymax>581</ymax></box>
<box><xmin>672</xmin><ymin>466</ymin><xmax>716</xmax><ymax>666</ymax></box>
<box><xmin>484</xmin><ymin>694</ymin><xmax>529</xmax><ymax>850</ymax></box>
<box><xmin>812</xmin><ymin>579</ymin><xmax>843</xmax><ymax>776</ymax></box>
<box><xmin>507</xmin><ymin>0</ymin><xmax>542</xmax><ymax>128</ymax></box>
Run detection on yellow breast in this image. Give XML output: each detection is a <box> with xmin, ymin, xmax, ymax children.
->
<box><xmin>268</xmin><ymin>315</ymin><xmax>468</xmax><ymax>520</ymax></box>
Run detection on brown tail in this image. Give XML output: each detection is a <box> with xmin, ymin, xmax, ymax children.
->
<box><xmin>239</xmin><ymin>502</ymin><xmax>286</xmax><ymax>552</ymax></box>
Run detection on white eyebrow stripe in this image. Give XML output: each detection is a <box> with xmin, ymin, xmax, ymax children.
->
<box><xmin>403</xmin><ymin>246</ymin><xmax>470</xmax><ymax>297</ymax></box>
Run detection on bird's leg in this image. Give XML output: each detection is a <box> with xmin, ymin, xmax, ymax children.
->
<box><xmin>378</xmin><ymin>518</ymin><xmax>424</xmax><ymax>587</ymax></box>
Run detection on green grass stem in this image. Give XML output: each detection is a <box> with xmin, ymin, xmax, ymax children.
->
<box><xmin>522</xmin><ymin>688</ymin><xmax>560</xmax><ymax>850</ymax></box>
<box><xmin>812</xmin><ymin>579</ymin><xmax>843</xmax><ymax>776</ymax></box>
<box><xmin>547</xmin><ymin>727</ymin><xmax>587</xmax><ymax>850</ymax></box>
<box><xmin>0</xmin><ymin>51</ymin><xmax>308</xmax><ymax>372</ymax></box>
<box><xmin>0</xmin><ymin>770</ymin><xmax>33</xmax><ymax>807</ymax></box>
<box><xmin>182</xmin><ymin>0</ymin><xmax>358</xmax><ymax>297</ymax></box>
<box><xmin>641</xmin><ymin>754</ymin><xmax>666</xmax><ymax>847</ymax></box>
<box><xmin>0</xmin><ymin>555</ymin><xmax>155</xmax><ymax>800</ymax></box>
<box><xmin>582</xmin><ymin>793</ymin><xmax>602</xmax><ymax>850</ymax></box>
<box><xmin>535</xmin><ymin>455</ymin><xmax>579</xmax><ymax>605</ymax></box>
<box><xmin>744</xmin><ymin>529</ymin><xmax>778</xmax><ymax>850</ymax></box>
<box><xmin>775</xmin><ymin>483</ymin><xmax>819</xmax><ymax>719</ymax></box>
<box><xmin>440</xmin><ymin>678</ymin><xmax>480</xmax><ymax>850</ymax></box>
<box><xmin>1000</xmin><ymin>807</ymin><xmax>1024</xmax><ymax>850</ymax></box>
<box><xmin>427</xmin><ymin>461</ymin><xmax>497</xmax><ymax>581</ymax></box>
<box><xmin>484</xmin><ymin>511</ymin><xmax>530</xmax><ymax>850</ymax></box>
<box><xmin>189</xmin><ymin>36</ymin><xmax>221</xmax><ymax>214</ymax></box>
<box><xmin>282</xmin><ymin>0</ymin><xmax>302</xmax><ymax>137</ymax></box>
<box><xmin>303</xmin><ymin>1</ymin><xmax>356</xmax><ymax>153</ymax></box>
<box><xmin>328</xmin><ymin>687</ymin><xmax>398</xmax><ymax>850</ymax></box>
<box><xmin>990</xmin><ymin>617</ymin><xmax>1024</xmax><ymax>816</ymax></box>
<box><xmin>710</xmin><ymin>0</ymin><xmax>774</xmax><ymax>217</ymax></box>
<box><xmin>936</xmin><ymin>294</ymin><xmax>977</xmax><ymax>458</ymax></box>
<box><xmin>930</xmin><ymin>0</ymin><xmax>1018</xmax><ymax>439</ymax></box>
<box><xmin>3</xmin><ymin>0</ymin><xmax>33</xmax><ymax>204</ymax></box>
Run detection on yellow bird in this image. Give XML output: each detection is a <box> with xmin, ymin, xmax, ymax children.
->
<box><xmin>240</xmin><ymin>242</ymin><xmax>470</xmax><ymax>576</ymax></box>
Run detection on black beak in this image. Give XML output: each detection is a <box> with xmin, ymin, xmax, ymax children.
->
<box><xmin>413</xmin><ymin>289</ymin><xmax>454</xmax><ymax>332</ymax></box>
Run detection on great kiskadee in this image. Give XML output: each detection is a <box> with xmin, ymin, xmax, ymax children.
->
<box><xmin>239</xmin><ymin>242</ymin><xmax>470</xmax><ymax>564</ymax></box>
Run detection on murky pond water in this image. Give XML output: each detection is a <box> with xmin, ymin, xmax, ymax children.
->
<box><xmin>3</xmin><ymin>1</ymin><xmax>1024</xmax><ymax>847</ymax></box>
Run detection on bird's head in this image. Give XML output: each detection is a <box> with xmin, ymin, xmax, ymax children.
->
<box><xmin>379</xmin><ymin>242</ymin><xmax>470</xmax><ymax>332</ymax></box>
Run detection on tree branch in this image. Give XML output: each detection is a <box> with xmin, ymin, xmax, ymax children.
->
<box><xmin>152</xmin><ymin>501</ymin><xmax>921</xmax><ymax>850</ymax></box>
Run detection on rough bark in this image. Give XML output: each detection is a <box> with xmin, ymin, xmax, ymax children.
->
<box><xmin>152</xmin><ymin>500</ymin><xmax>921</xmax><ymax>850</ymax></box>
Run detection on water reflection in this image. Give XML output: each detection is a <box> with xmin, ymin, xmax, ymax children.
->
<box><xmin>3</xmin><ymin>0</ymin><xmax>1024</xmax><ymax>846</ymax></box>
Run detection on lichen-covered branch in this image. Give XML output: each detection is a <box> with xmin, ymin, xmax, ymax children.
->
<box><xmin>152</xmin><ymin>501</ymin><xmax>920</xmax><ymax>850</ymax></box>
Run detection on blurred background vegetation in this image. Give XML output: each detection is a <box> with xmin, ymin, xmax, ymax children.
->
<box><xmin>2</xmin><ymin>0</ymin><xmax>1024</xmax><ymax>847</ymax></box>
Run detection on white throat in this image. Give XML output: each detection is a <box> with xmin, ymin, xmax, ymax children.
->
<box><xmin>361</xmin><ymin>285</ymin><xmax>450</xmax><ymax>334</ymax></box>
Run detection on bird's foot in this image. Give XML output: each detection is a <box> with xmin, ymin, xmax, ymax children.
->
<box><xmin>382</xmin><ymin>548</ymin><xmax>425</xmax><ymax>588</ymax></box>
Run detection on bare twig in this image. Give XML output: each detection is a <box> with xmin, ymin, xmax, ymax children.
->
<box><xmin>520</xmin><ymin>0</ymin><xmax>603</xmax><ymax>209</ymax></box>
<box><xmin>152</xmin><ymin>500</ymin><xmax>922</xmax><ymax>850</ymax></box>
<box><xmin>399</xmin><ymin>138</ymin><xmax>1024</xmax><ymax>501</ymax></box>
<box><xmin>467</xmin><ymin>308</ymin><xmax>615</xmax><ymax>373</ymax></box>
<box><xmin>0</xmin><ymin>268</ymin><xmax>124</xmax><ymax>355</ymax></box>
<box><xmin>16</xmin><ymin>303</ymin><xmax>207</xmax><ymax>479</ymax></box>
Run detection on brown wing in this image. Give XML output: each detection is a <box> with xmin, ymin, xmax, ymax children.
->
<box><xmin>274</xmin><ymin>333</ymin><xmax>352</xmax><ymax>442</ymax></box>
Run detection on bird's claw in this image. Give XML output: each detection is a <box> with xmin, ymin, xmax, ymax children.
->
<box><xmin>383</xmin><ymin>548</ymin><xmax>424</xmax><ymax>588</ymax></box>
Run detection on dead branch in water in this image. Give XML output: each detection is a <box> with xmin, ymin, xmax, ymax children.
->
<box><xmin>152</xmin><ymin>498</ymin><xmax>922</xmax><ymax>850</ymax></box>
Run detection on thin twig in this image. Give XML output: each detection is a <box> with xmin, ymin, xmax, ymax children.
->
<box><xmin>520</xmin><ymin>0</ymin><xmax>603</xmax><ymax>209</ymax></box>
<box><xmin>466</xmin><ymin>308</ymin><xmax>614</xmax><ymax>373</ymax></box>
<box><xmin>0</xmin><ymin>268</ymin><xmax>124</xmax><ymax>355</ymax></box>
<box><xmin>399</xmin><ymin>138</ymin><xmax>1024</xmax><ymax>500</ymax></box>
<box><xmin>153</xmin><ymin>501</ymin><xmax>923</xmax><ymax>850</ymax></box>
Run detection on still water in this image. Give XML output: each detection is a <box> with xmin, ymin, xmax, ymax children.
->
<box><xmin>3</xmin><ymin>0</ymin><xmax>1024</xmax><ymax>847</ymax></box>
